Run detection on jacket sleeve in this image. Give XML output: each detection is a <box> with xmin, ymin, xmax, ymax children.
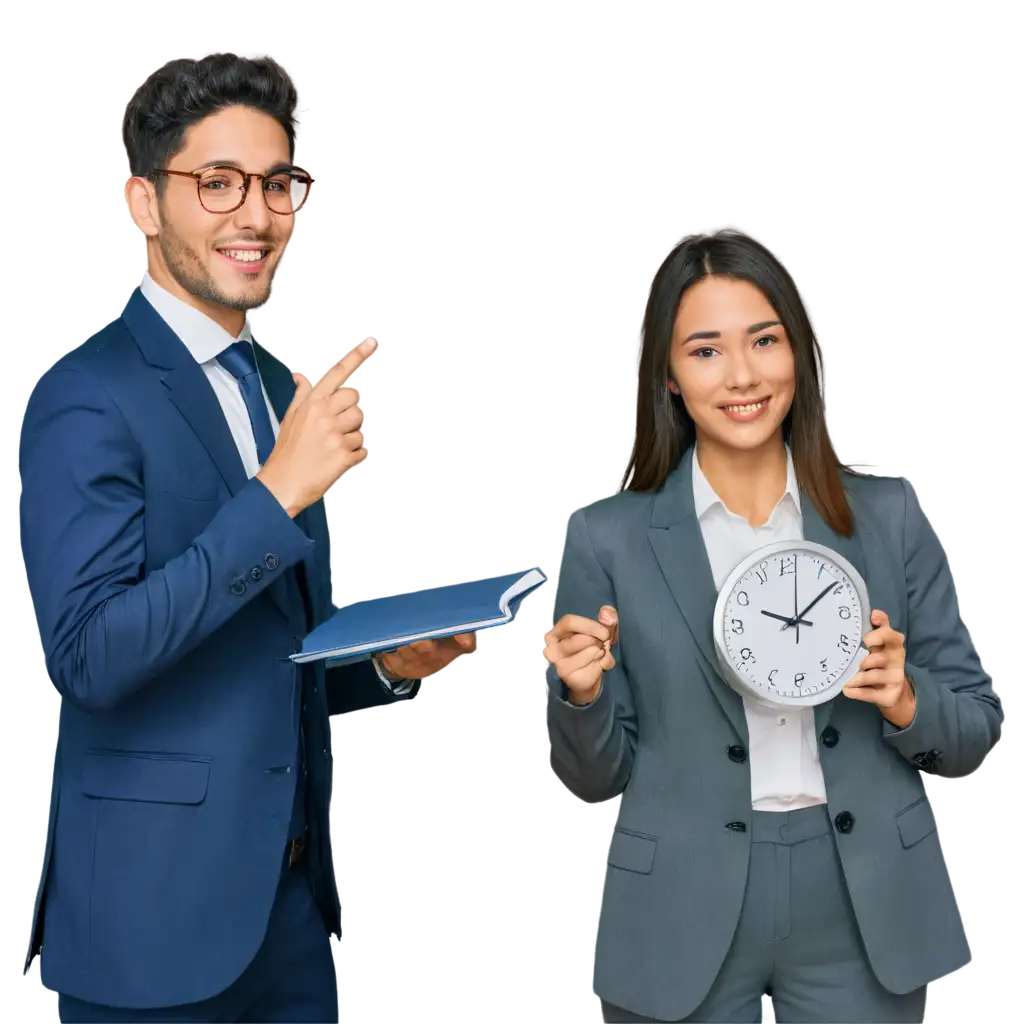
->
<box><xmin>546</xmin><ymin>508</ymin><xmax>637</xmax><ymax>803</ymax></box>
<box><xmin>882</xmin><ymin>477</ymin><xmax>1003</xmax><ymax>775</ymax></box>
<box><xmin>19</xmin><ymin>365</ymin><xmax>314</xmax><ymax>713</ymax></box>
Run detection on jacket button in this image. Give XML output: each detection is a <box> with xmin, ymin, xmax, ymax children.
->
<box><xmin>265</xmin><ymin>553</ymin><xmax>280</xmax><ymax>570</ymax></box>
<box><xmin>834</xmin><ymin>811</ymin><xmax>855</xmax><ymax>834</ymax></box>
<box><xmin>821</xmin><ymin>726</ymin><xmax>840</xmax><ymax>748</ymax></box>
<box><xmin>727</xmin><ymin>745</ymin><xmax>747</xmax><ymax>763</ymax></box>
<box><xmin>913</xmin><ymin>749</ymin><xmax>942</xmax><ymax>771</ymax></box>
<box><xmin>230</xmin><ymin>576</ymin><xmax>246</xmax><ymax>596</ymax></box>
<box><xmin>250</xmin><ymin>566</ymin><xmax>263</xmax><ymax>582</ymax></box>
<box><xmin>725</xmin><ymin>821</ymin><xmax>747</xmax><ymax>832</ymax></box>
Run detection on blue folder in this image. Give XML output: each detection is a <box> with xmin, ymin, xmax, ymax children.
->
<box><xmin>290</xmin><ymin>567</ymin><xmax>547</xmax><ymax>665</ymax></box>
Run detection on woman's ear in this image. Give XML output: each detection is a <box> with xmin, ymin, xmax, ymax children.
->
<box><xmin>667</xmin><ymin>375</ymin><xmax>680</xmax><ymax>396</ymax></box>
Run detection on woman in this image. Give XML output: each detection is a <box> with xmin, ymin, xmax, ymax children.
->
<box><xmin>543</xmin><ymin>230</ymin><xmax>1002</xmax><ymax>1023</ymax></box>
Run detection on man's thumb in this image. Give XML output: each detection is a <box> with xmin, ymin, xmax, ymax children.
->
<box><xmin>280</xmin><ymin>373</ymin><xmax>311</xmax><ymax>425</ymax></box>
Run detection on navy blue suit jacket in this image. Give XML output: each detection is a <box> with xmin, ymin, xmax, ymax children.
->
<box><xmin>19</xmin><ymin>289</ymin><xmax>418</xmax><ymax>1009</ymax></box>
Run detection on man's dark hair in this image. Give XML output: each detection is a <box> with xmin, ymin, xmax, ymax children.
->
<box><xmin>122</xmin><ymin>53</ymin><xmax>298</xmax><ymax>193</ymax></box>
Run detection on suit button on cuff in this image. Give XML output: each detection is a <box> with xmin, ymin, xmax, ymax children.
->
<box><xmin>250</xmin><ymin>566</ymin><xmax>263</xmax><ymax>582</ymax></box>
<box><xmin>265</xmin><ymin>553</ymin><xmax>280</xmax><ymax>570</ymax></box>
<box><xmin>230</xmin><ymin>576</ymin><xmax>246</xmax><ymax>596</ymax></box>
<box><xmin>725</xmin><ymin>821</ymin><xmax>747</xmax><ymax>832</ymax></box>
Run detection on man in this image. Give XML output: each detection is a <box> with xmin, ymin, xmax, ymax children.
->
<box><xmin>19</xmin><ymin>53</ymin><xmax>475</xmax><ymax>1023</ymax></box>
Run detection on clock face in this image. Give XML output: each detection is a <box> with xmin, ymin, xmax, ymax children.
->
<box><xmin>718</xmin><ymin>544</ymin><xmax>865</xmax><ymax>704</ymax></box>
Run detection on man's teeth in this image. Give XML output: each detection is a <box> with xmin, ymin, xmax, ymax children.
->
<box><xmin>724</xmin><ymin>400</ymin><xmax>767</xmax><ymax>413</ymax></box>
<box><xmin>221</xmin><ymin>249</ymin><xmax>266</xmax><ymax>262</ymax></box>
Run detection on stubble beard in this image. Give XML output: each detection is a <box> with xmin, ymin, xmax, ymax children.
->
<box><xmin>159</xmin><ymin>218</ymin><xmax>277</xmax><ymax>312</ymax></box>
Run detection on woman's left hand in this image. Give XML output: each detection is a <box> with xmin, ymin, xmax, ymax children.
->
<box><xmin>843</xmin><ymin>609</ymin><xmax>917</xmax><ymax>728</ymax></box>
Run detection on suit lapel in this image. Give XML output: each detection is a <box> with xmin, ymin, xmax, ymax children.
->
<box><xmin>647</xmin><ymin>446</ymin><xmax>748</xmax><ymax>741</ymax></box>
<box><xmin>124</xmin><ymin>291</ymin><xmax>305</xmax><ymax>629</ymax></box>
<box><xmin>253</xmin><ymin>340</ymin><xmax>323</xmax><ymax>627</ymax></box>
<box><xmin>253</xmin><ymin>344</ymin><xmax>333</xmax><ymax>618</ymax></box>
<box><xmin>123</xmin><ymin>289</ymin><xmax>248</xmax><ymax>496</ymax></box>
<box><xmin>799</xmin><ymin>483</ymin><xmax>870</xmax><ymax>733</ymax></box>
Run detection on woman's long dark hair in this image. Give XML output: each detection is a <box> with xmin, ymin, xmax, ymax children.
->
<box><xmin>621</xmin><ymin>229</ymin><xmax>857</xmax><ymax>536</ymax></box>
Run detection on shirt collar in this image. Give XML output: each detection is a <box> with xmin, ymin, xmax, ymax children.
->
<box><xmin>692</xmin><ymin>442</ymin><xmax>802</xmax><ymax>520</ymax></box>
<box><xmin>140</xmin><ymin>272</ymin><xmax>252</xmax><ymax>364</ymax></box>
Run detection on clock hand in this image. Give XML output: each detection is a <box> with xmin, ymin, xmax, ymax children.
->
<box><xmin>781</xmin><ymin>579</ymin><xmax>840</xmax><ymax>631</ymax></box>
<box><xmin>761</xmin><ymin>609</ymin><xmax>813</xmax><ymax>627</ymax></box>
<box><xmin>794</xmin><ymin>553</ymin><xmax>799</xmax><ymax>644</ymax></box>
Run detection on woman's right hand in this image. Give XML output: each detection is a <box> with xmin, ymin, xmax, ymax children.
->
<box><xmin>543</xmin><ymin>606</ymin><xmax>618</xmax><ymax>706</ymax></box>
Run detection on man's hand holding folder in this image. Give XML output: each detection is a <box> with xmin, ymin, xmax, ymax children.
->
<box><xmin>378</xmin><ymin>632</ymin><xmax>478</xmax><ymax>680</ymax></box>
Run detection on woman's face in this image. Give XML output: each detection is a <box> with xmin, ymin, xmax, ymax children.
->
<box><xmin>668</xmin><ymin>275</ymin><xmax>796</xmax><ymax>453</ymax></box>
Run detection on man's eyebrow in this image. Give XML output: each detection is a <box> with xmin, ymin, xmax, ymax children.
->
<box><xmin>191</xmin><ymin>160</ymin><xmax>298</xmax><ymax>175</ymax></box>
<box><xmin>682</xmin><ymin>320</ymin><xmax>783</xmax><ymax>343</ymax></box>
<box><xmin>265</xmin><ymin>161</ymin><xmax>298</xmax><ymax>176</ymax></box>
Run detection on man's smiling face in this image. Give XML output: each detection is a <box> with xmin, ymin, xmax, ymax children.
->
<box><xmin>149</xmin><ymin>104</ymin><xmax>297</xmax><ymax>315</ymax></box>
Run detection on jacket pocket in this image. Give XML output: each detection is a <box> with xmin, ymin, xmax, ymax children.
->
<box><xmin>81</xmin><ymin>750</ymin><xmax>211</xmax><ymax>805</ymax></box>
<box><xmin>607</xmin><ymin>828</ymin><xmax>658</xmax><ymax>874</ymax></box>
<box><xmin>895</xmin><ymin>796</ymin><xmax>937</xmax><ymax>848</ymax></box>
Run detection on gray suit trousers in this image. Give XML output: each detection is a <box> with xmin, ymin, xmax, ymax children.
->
<box><xmin>600</xmin><ymin>806</ymin><xmax>926</xmax><ymax>1023</ymax></box>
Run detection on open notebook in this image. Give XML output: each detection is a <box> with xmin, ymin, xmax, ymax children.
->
<box><xmin>290</xmin><ymin>568</ymin><xmax>547</xmax><ymax>665</ymax></box>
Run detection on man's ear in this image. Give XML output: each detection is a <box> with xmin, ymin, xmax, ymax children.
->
<box><xmin>125</xmin><ymin>176</ymin><xmax>161</xmax><ymax>238</ymax></box>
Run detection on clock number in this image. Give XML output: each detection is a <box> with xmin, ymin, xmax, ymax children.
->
<box><xmin>817</xmin><ymin>563</ymin><xmax>825</xmax><ymax>578</ymax></box>
<box><xmin>740</xmin><ymin>647</ymin><xmax>756</xmax><ymax>663</ymax></box>
<box><xmin>730</xmin><ymin>618</ymin><xmax>744</xmax><ymax>634</ymax></box>
<box><xmin>755</xmin><ymin>561</ymin><xmax>768</xmax><ymax>585</ymax></box>
<box><xmin>737</xmin><ymin>591</ymin><xmax>749</xmax><ymax>606</ymax></box>
<box><xmin>837</xmin><ymin>634</ymin><xmax>852</xmax><ymax>653</ymax></box>
<box><xmin>839</xmin><ymin>605</ymin><xmax>851</xmax><ymax>620</ymax></box>
<box><xmin>820</xmin><ymin>658</ymin><xmax>828</xmax><ymax>673</ymax></box>
<box><xmin>779</xmin><ymin>556</ymin><xmax>796</xmax><ymax>576</ymax></box>
<box><xmin>794</xmin><ymin>672</ymin><xmax>805</xmax><ymax>688</ymax></box>
<box><xmin>768</xmin><ymin>668</ymin><xmax>778</xmax><ymax>686</ymax></box>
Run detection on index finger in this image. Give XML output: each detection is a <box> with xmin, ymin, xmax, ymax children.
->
<box><xmin>311</xmin><ymin>337</ymin><xmax>378</xmax><ymax>398</ymax></box>
<box><xmin>551</xmin><ymin>614</ymin><xmax>610</xmax><ymax>643</ymax></box>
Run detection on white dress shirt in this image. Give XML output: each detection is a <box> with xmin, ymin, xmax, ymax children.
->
<box><xmin>139</xmin><ymin>273</ymin><xmax>409</xmax><ymax>692</ymax></box>
<box><xmin>693</xmin><ymin>444</ymin><xmax>828</xmax><ymax>812</ymax></box>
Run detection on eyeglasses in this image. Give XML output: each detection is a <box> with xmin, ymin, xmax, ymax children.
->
<box><xmin>150</xmin><ymin>165</ymin><xmax>314</xmax><ymax>215</ymax></box>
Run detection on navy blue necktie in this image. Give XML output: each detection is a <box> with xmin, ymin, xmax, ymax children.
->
<box><xmin>217</xmin><ymin>340</ymin><xmax>276</xmax><ymax>465</ymax></box>
<box><xmin>220</xmin><ymin>339</ymin><xmax>308</xmax><ymax>838</ymax></box>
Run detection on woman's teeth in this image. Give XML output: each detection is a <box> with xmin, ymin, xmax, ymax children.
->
<box><xmin>723</xmin><ymin>399</ymin><xmax>767</xmax><ymax>412</ymax></box>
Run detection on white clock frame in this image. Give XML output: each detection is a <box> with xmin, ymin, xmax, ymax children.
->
<box><xmin>712</xmin><ymin>539</ymin><xmax>871</xmax><ymax>709</ymax></box>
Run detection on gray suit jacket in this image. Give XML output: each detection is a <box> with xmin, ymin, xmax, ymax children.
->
<box><xmin>546</xmin><ymin>445</ymin><xmax>1002</xmax><ymax>1021</ymax></box>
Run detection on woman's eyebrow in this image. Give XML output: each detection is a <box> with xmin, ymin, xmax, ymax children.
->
<box><xmin>682</xmin><ymin>320</ymin><xmax>782</xmax><ymax>343</ymax></box>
